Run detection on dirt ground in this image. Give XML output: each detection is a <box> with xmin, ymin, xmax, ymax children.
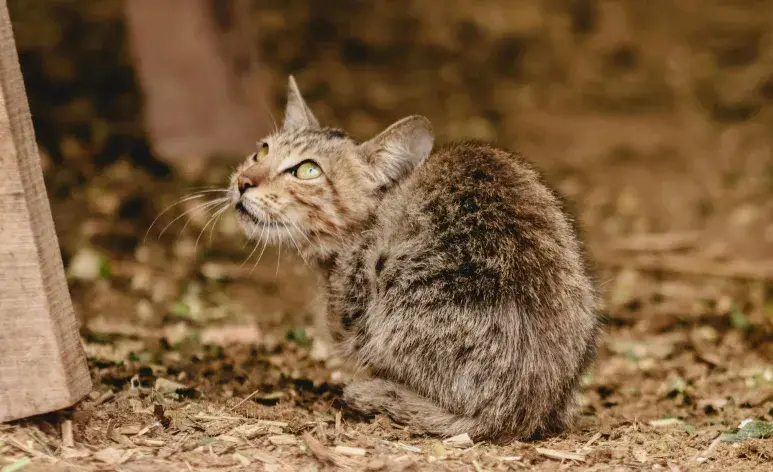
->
<box><xmin>3</xmin><ymin>1</ymin><xmax>773</xmax><ymax>471</ymax></box>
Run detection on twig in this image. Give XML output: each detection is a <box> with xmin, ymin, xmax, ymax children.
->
<box><xmin>302</xmin><ymin>432</ymin><xmax>355</xmax><ymax>470</ymax></box>
<box><xmin>536</xmin><ymin>447</ymin><xmax>585</xmax><ymax>462</ymax></box>
<box><xmin>582</xmin><ymin>432</ymin><xmax>602</xmax><ymax>450</ymax></box>
<box><xmin>61</xmin><ymin>420</ymin><xmax>74</xmax><ymax>448</ymax></box>
<box><xmin>90</xmin><ymin>390</ymin><xmax>115</xmax><ymax>407</ymax></box>
<box><xmin>229</xmin><ymin>388</ymin><xmax>261</xmax><ymax>411</ymax></box>
<box><xmin>5</xmin><ymin>436</ymin><xmax>47</xmax><ymax>458</ymax></box>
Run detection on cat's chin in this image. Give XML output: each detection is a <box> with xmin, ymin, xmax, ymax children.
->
<box><xmin>235</xmin><ymin>204</ymin><xmax>291</xmax><ymax>240</ymax></box>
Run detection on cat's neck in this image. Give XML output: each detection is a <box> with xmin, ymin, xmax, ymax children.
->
<box><xmin>304</xmin><ymin>214</ymin><xmax>376</xmax><ymax>274</ymax></box>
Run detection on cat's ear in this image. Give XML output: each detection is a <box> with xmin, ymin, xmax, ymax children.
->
<box><xmin>359</xmin><ymin>115</ymin><xmax>434</xmax><ymax>186</ymax></box>
<box><xmin>283</xmin><ymin>75</ymin><xmax>320</xmax><ymax>131</ymax></box>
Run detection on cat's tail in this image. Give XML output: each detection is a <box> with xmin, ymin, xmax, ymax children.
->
<box><xmin>343</xmin><ymin>378</ymin><xmax>506</xmax><ymax>442</ymax></box>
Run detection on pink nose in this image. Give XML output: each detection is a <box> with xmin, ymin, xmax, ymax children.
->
<box><xmin>238</xmin><ymin>175</ymin><xmax>256</xmax><ymax>195</ymax></box>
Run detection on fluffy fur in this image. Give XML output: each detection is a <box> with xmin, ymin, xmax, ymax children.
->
<box><xmin>229</xmin><ymin>76</ymin><xmax>602</xmax><ymax>443</ymax></box>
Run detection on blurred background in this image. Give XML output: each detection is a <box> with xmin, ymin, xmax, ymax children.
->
<box><xmin>5</xmin><ymin>0</ymin><xmax>773</xmax><ymax>468</ymax></box>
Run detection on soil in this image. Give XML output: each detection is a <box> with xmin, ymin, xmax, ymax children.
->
<box><xmin>3</xmin><ymin>1</ymin><xmax>773</xmax><ymax>471</ymax></box>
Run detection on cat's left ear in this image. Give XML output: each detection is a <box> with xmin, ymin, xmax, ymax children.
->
<box><xmin>283</xmin><ymin>75</ymin><xmax>320</xmax><ymax>131</ymax></box>
<box><xmin>359</xmin><ymin>115</ymin><xmax>434</xmax><ymax>187</ymax></box>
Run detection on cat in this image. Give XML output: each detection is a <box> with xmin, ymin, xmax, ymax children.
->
<box><xmin>229</xmin><ymin>75</ymin><xmax>601</xmax><ymax>442</ymax></box>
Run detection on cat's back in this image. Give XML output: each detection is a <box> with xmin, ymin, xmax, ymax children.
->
<box><xmin>372</xmin><ymin>141</ymin><xmax>589</xmax><ymax>311</ymax></box>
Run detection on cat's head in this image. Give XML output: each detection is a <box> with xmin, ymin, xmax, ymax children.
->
<box><xmin>230</xmin><ymin>76</ymin><xmax>434</xmax><ymax>258</ymax></box>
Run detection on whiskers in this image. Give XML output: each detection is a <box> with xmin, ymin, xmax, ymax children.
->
<box><xmin>144</xmin><ymin>188</ymin><xmax>232</xmax><ymax>248</ymax></box>
<box><xmin>147</xmin><ymin>187</ymin><xmax>321</xmax><ymax>281</ymax></box>
<box><xmin>237</xmin><ymin>207</ymin><xmax>317</xmax><ymax>279</ymax></box>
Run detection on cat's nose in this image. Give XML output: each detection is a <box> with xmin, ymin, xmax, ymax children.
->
<box><xmin>238</xmin><ymin>176</ymin><xmax>256</xmax><ymax>195</ymax></box>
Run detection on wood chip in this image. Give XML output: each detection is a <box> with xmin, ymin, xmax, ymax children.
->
<box><xmin>536</xmin><ymin>447</ymin><xmax>585</xmax><ymax>462</ymax></box>
<box><xmin>335</xmin><ymin>410</ymin><xmax>342</xmax><ymax>440</ymax></box>
<box><xmin>249</xmin><ymin>450</ymin><xmax>279</xmax><ymax>464</ymax></box>
<box><xmin>61</xmin><ymin>420</ymin><xmax>74</xmax><ymax>448</ymax></box>
<box><xmin>134</xmin><ymin>422</ymin><xmax>160</xmax><ymax>438</ymax></box>
<box><xmin>135</xmin><ymin>439</ymin><xmax>165</xmax><ymax>447</ymax></box>
<box><xmin>117</xmin><ymin>449</ymin><xmax>135</xmax><ymax>464</ymax></box>
<box><xmin>61</xmin><ymin>447</ymin><xmax>91</xmax><ymax>459</ymax></box>
<box><xmin>119</xmin><ymin>424</ymin><xmax>143</xmax><ymax>435</ymax></box>
<box><xmin>90</xmin><ymin>390</ymin><xmax>115</xmax><ymax>407</ymax></box>
<box><xmin>443</xmin><ymin>433</ymin><xmax>473</xmax><ymax>448</ymax></box>
<box><xmin>396</xmin><ymin>442</ymin><xmax>422</xmax><ymax>453</ymax></box>
<box><xmin>257</xmin><ymin>420</ymin><xmax>288</xmax><ymax>428</ymax></box>
<box><xmin>582</xmin><ymin>432</ymin><xmax>602</xmax><ymax>450</ymax></box>
<box><xmin>335</xmin><ymin>445</ymin><xmax>366</xmax><ymax>456</ymax></box>
<box><xmin>268</xmin><ymin>434</ymin><xmax>297</xmax><ymax>446</ymax></box>
<box><xmin>94</xmin><ymin>447</ymin><xmax>124</xmax><ymax>464</ymax></box>
<box><xmin>302</xmin><ymin>432</ymin><xmax>355</xmax><ymax>470</ymax></box>
<box><xmin>233</xmin><ymin>452</ymin><xmax>252</xmax><ymax>466</ymax></box>
<box><xmin>649</xmin><ymin>418</ymin><xmax>684</xmax><ymax>428</ymax></box>
<box><xmin>105</xmin><ymin>418</ymin><xmax>115</xmax><ymax>440</ymax></box>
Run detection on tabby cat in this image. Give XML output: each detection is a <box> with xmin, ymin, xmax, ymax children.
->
<box><xmin>229</xmin><ymin>76</ymin><xmax>601</xmax><ymax>442</ymax></box>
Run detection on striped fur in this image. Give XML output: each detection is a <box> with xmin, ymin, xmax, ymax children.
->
<box><xmin>230</xmin><ymin>76</ymin><xmax>602</xmax><ymax>443</ymax></box>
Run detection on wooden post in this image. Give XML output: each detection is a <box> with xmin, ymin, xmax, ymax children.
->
<box><xmin>124</xmin><ymin>0</ymin><xmax>271</xmax><ymax>172</ymax></box>
<box><xmin>0</xmin><ymin>0</ymin><xmax>92</xmax><ymax>422</ymax></box>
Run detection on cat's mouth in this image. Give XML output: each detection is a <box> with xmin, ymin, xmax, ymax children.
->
<box><xmin>235</xmin><ymin>202</ymin><xmax>287</xmax><ymax>228</ymax></box>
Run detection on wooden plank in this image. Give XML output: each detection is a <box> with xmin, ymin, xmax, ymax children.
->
<box><xmin>0</xmin><ymin>0</ymin><xmax>91</xmax><ymax>422</ymax></box>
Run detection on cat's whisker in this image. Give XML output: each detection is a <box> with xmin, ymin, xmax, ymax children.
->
<box><xmin>159</xmin><ymin>198</ymin><xmax>228</xmax><ymax>240</ymax></box>
<box><xmin>195</xmin><ymin>203</ymin><xmax>230</xmax><ymax>252</ymax></box>
<box><xmin>175</xmin><ymin>197</ymin><xmax>230</xmax><ymax>239</ymax></box>
<box><xmin>284</xmin><ymin>229</ymin><xmax>308</xmax><ymax>268</ymax></box>
<box><xmin>278</xmin><ymin>217</ymin><xmax>310</xmax><ymax>269</ymax></box>
<box><xmin>242</xmin><ymin>223</ymin><xmax>267</xmax><ymax>268</ymax></box>
<box><xmin>242</xmin><ymin>215</ymin><xmax>259</xmax><ymax>249</ymax></box>
<box><xmin>258</xmin><ymin>93</ymin><xmax>278</xmax><ymax>133</ymax></box>
<box><xmin>249</xmin><ymin>232</ymin><xmax>270</xmax><ymax>276</ymax></box>
<box><xmin>144</xmin><ymin>193</ymin><xmax>211</xmax><ymax>242</ymax></box>
<box><xmin>183</xmin><ymin>188</ymin><xmax>230</xmax><ymax>194</ymax></box>
<box><xmin>274</xmin><ymin>243</ymin><xmax>282</xmax><ymax>281</ymax></box>
<box><xmin>146</xmin><ymin>188</ymin><xmax>232</xmax><ymax>239</ymax></box>
<box><xmin>207</xmin><ymin>204</ymin><xmax>230</xmax><ymax>246</ymax></box>
<box><xmin>284</xmin><ymin>216</ymin><xmax>314</xmax><ymax>249</ymax></box>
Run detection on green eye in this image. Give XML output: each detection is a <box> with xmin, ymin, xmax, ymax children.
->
<box><xmin>257</xmin><ymin>142</ymin><xmax>269</xmax><ymax>158</ymax></box>
<box><xmin>294</xmin><ymin>161</ymin><xmax>322</xmax><ymax>180</ymax></box>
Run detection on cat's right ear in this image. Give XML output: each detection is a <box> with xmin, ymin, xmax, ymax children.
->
<box><xmin>359</xmin><ymin>115</ymin><xmax>434</xmax><ymax>187</ymax></box>
<box><xmin>283</xmin><ymin>75</ymin><xmax>320</xmax><ymax>132</ymax></box>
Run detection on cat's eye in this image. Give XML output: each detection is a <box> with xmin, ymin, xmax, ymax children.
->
<box><xmin>293</xmin><ymin>160</ymin><xmax>322</xmax><ymax>180</ymax></box>
<box><xmin>256</xmin><ymin>142</ymin><xmax>269</xmax><ymax>159</ymax></box>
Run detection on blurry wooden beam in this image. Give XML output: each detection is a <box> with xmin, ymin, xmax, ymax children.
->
<box><xmin>0</xmin><ymin>0</ymin><xmax>92</xmax><ymax>422</ymax></box>
<box><xmin>124</xmin><ymin>0</ymin><xmax>272</xmax><ymax>174</ymax></box>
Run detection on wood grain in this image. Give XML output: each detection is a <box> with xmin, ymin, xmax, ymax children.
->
<box><xmin>0</xmin><ymin>0</ymin><xmax>91</xmax><ymax>422</ymax></box>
